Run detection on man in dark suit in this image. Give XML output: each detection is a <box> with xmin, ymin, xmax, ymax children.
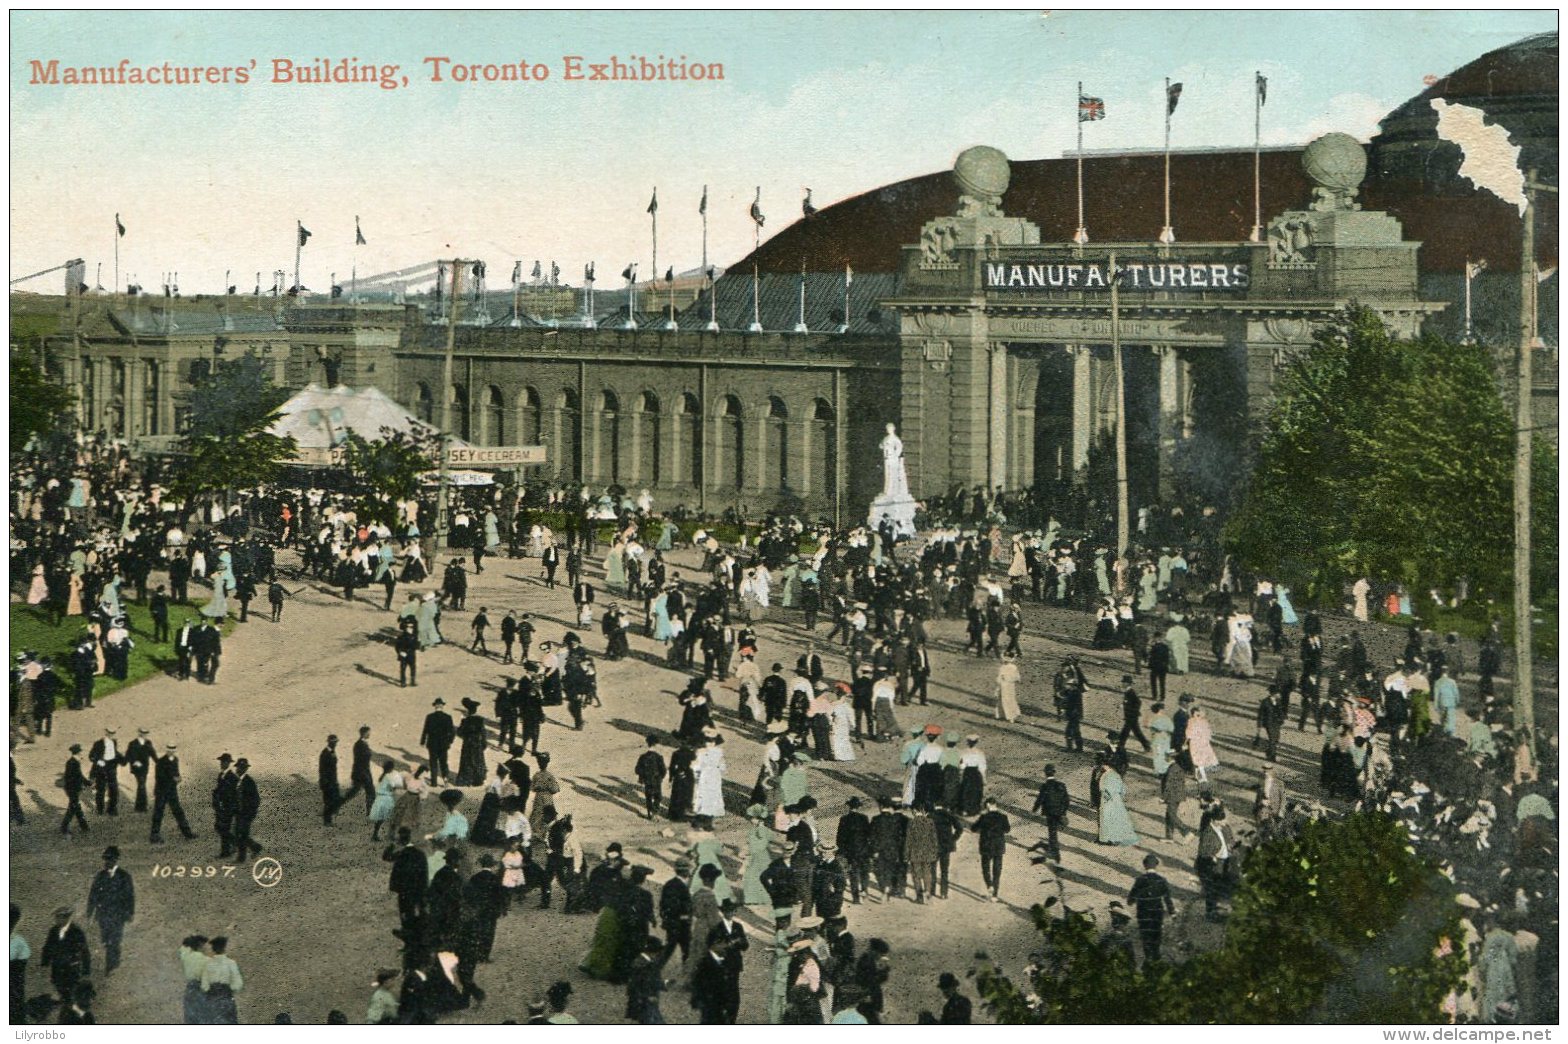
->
<box><xmin>168</xmin><ymin>552</ymin><xmax>191</xmax><ymax>604</ymax></box>
<box><xmin>1030</xmin><ymin>763</ymin><xmax>1070</xmax><ymax>864</ymax></box>
<box><xmin>39</xmin><ymin>907</ymin><xmax>90</xmax><ymax>1003</ymax></box>
<box><xmin>1117</xmin><ymin>676</ymin><xmax>1152</xmax><ymax>754</ymax></box>
<box><xmin>634</xmin><ymin>736</ymin><xmax>666</xmax><ymax>820</ymax></box>
<box><xmin>909</xmin><ymin>641</ymin><xmax>932</xmax><ymax>705</ymax></box>
<box><xmin>124</xmin><ymin>728</ymin><xmax>155</xmax><ymax>813</ymax></box>
<box><xmin>658</xmin><ymin>862</ymin><xmax>693</xmax><ymax>964</ymax></box>
<box><xmin>573</xmin><ymin>580</ymin><xmax>595</xmax><ymax>622</ymax></box>
<box><xmin>395</xmin><ymin>623</ymin><xmax>418</xmax><ymax>687</ymax></box>
<box><xmin>1195</xmin><ymin>807</ymin><xmax>1236</xmax><ymax>919</ymax></box>
<box><xmin>339</xmin><ymin>726</ymin><xmax>376</xmax><ymax>815</ymax></box>
<box><xmin>383</xmin><ymin>828</ymin><xmax>427</xmax><ymax>928</ymax></box>
<box><xmin>971</xmin><ymin>797</ymin><xmax>1011</xmax><ymax>901</ymax></box>
<box><xmin>88</xmin><ymin>728</ymin><xmax>121</xmax><ymax>816</ymax></box>
<box><xmin>60</xmin><ymin>745</ymin><xmax>89</xmax><ymax>835</ymax></box>
<box><xmin>1127</xmin><ymin>853</ymin><xmax>1176</xmax><ymax>966</ymax></box>
<box><xmin>542</xmin><ymin>544</ymin><xmax>561</xmax><ymax>588</ymax></box>
<box><xmin>233</xmin><ymin>758</ymin><xmax>261</xmax><ymax>860</ymax></box>
<box><xmin>834</xmin><ymin>797</ymin><xmax>873</xmax><ymax>903</ymax></box>
<box><xmin>150</xmin><ymin>744</ymin><xmax>196</xmax><ymax>843</ymax></box>
<box><xmin>869</xmin><ymin>797</ymin><xmax>906</xmax><ymax>900</ymax></box>
<box><xmin>212</xmin><ymin>753</ymin><xmax>238</xmax><ymax>858</ymax></box>
<box><xmin>318</xmin><ymin>735</ymin><xmax>342</xmax><ymax>826</ymax></box>
<box><xmin>688</xmin><ymin>929</ymin><xmax>730</xmax><ymax>1024</ymax></box>
<box><xmin>85</xmin><ymin>846</ymin><xmax>134</xmax><ymax>975</ymax></box>
<box><xmin>149</xmin><ymin>586</ymin><xmax>170</xmax><ymax>642</ymax></box>
<box><xmin>715</xmin><ymin>899</ymin><xmax>747</xmax><ymax>1022</ymax></box>
<box><xmin>174</xmin><ymin>618</ymin><xmax>196</xmax><ymax>681</ymax></box>
<box><xmin>420</xmin><ymin>699</ymin><xmax>455</xmax><ymax>786</ymax></box>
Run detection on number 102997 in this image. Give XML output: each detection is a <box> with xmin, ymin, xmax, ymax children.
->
<box><xmin>150</xmin><ymin>863</ymin><xmax>238</xmax><ymax>879</ymax></box>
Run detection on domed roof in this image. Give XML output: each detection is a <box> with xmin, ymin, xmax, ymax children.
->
<box><xmin>1370</xmin><ymin>32</ymin><xmax>1557</xmax><ymax>186</ymax></box>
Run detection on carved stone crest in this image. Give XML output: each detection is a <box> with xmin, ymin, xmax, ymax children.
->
<box><xmin>1267</xmin><ymin>213</ymin><xmax>1317</xmax><ymax>266</ymax></box>
<box><xmin>919</xmin><ymin>221</ymin><xmax>960</xmax><ymax>269</ymax></box>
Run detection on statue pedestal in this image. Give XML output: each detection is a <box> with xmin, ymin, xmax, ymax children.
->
<box><xmin>867</xmin><ymin>494</ymin><xmax>918</xmax><ymax>540</ymax></box>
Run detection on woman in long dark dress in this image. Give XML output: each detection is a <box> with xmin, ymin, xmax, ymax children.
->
<box><xmin>454</xmin><ymin>700</ymin><xmax>488</xmax><ymax>786</ymax></box>
<box><xmin>470</xmin><ymin>767</ymin><xmax>506</xmax><ymax>845</ymax></box>
<box><xmin>667</xmin><ymin>745</ymin><xmax>697</xmax><ymax>822</ymax></box>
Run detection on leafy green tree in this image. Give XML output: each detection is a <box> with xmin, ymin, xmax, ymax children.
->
<box><xmin>10</xmin><ymin>347</ymin><xmax>76</xmax><ymax>446</ymax></box>
<box><xmin>172</xmin><ymin>352</ymin><xmax>296</xmax><ymax>500</ymax></box>
<box><xmin>975</xmin><ymin>813</ymin><xmax>1465</xmax><ymax>1024</ymax></box>
<box><xmin>336</xmin><ymin>427</ymin><xmax>439</xmax><ymax>526</ymax></box>
<box><xmin>1225</xmin><ymin>307</ymin><xmax>1554</xmax><ymax>603</ymax></box>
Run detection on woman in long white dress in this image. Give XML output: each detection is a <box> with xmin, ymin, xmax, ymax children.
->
<box><xmin>994</xmin><ymin>654</ymin><xmax>1022</xmax><ymax>723</ymax></box>
<box><xmin>693</xmin><ymin>735</ymin><xmax>728</xmax><ymax>818</ymax></box>
<box><xmin>829</xmin><ymin>688</ymin><xmax>856</xmax><ymax>762</ymax></box>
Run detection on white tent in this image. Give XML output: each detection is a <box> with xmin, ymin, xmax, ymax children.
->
<box><xmin>267</xmin><ymin>383</ymin><xmax>467</xmax><ymax>464</ymax></box>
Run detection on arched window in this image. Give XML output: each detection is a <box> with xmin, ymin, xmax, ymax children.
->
<box><xmin>809</xmin><ymin>398</ymin><xmax>837</xmax><ymax>501</ymax></box>
<box><xmin>598</xmin><ymin>390</ymin><xmax>622</xmax><ymax>483</ymax></box>
<box><xmin>449</xmin><ymin>384</ymin><xmax>470</xmax><ymax>441</ymax></box>
<box><xmin>414</xmin><ymin>382</ymin><xmax>434</xmax><ymax>424</ymax></box>
<box><xmin>554</xmin><ymin>388</ymin><xmax>581</xmax><ymax>483</ymax></box>
<box><xmin>143</xmin><ymin>361</ymin><xmax>161</xmax><ymax>435</ymax></box>
<box><xmin>484</xmin><ymin>386</ymin><xmax>505</xmax><ymax>446</ymax></box>
<box><xmin>677</xmin><ymin>392</ymin><xmax>701</xmax><ymax>487</ymax></box>
<box><xmin>636</xmin><ymin>391</ymin><xmax>662</xmax><ymax>485</ymax></box>
<box><xmin>518</xmin><ymin>386</ymin><xmax>542</xmax><ymax>444</ymax></box>
<box><xmin>765</xmin><ymin>395</ymin><xmax>790</xmax><ymax>491</ymax></box>
<box><xmin>719</xmin><ymin>394</ymin><xmax>744</xmax><ymax>489</ymax></box>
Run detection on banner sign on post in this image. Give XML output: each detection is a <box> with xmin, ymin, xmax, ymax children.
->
<box><xmin>444</xmin><ymin>445</ymin><xmax>548</xmax><ymax>467</ymax></box>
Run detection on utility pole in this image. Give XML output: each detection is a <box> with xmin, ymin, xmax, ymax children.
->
<box><xmin>1514</xmin><ymin>170</ymin><xmax>1555</xmax><ymax>753</ymax></box>
<box><xmin>437</xmin><ymin>260</ymin><xmax>463</xmax><ymax>557</ymax></box>
<box><xmin>1110</xmin><ymin>251</ymin><xmax>1129</xmax><ymax>559</ymax></box>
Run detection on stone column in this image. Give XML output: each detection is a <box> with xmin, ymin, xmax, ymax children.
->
<box><xmin>988</xmin><ymin>342</ymin><xmax>1008</xmax><ymax>493</ymax></box>
<box><xmin>1070</xmin><ymin>345</ymin><xmax>1093</xmax><ymax>478</ymax></box>
<box><xmin>1156</xmin><ymin>345</ymin><xmax>1182</xmax><ymax>498</ymax></box>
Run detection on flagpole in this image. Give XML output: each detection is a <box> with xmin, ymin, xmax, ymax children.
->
<box><xmin>651</xmin><ymin>194</ymin><xmax>658</xmax><ymax>286</ymax></box>
<box><xmin>1160</xmin><ymin>78</ymin><xmax>1175</xmax><ymax>244</ymax></box>
<box><xmin>113</xmin><ymin>215</ymin><xmax>120</xmax><ymax>296</ymax></box>
<box><xmin>1251</xmin><ymin>70</ymin><xmax>1263</xmax><ymax>242</ymax></box>
<box><xmin>707</xmin><ymin>268</ymin><xmax>718</xmax><ymax>332</ymax></box>
<box><xmin>794</xmin><ymin>259</ymin><xmax>808</xmax><ymax>334</ymax></box>
<box><xmin>841</xmin><ymin>265</ymin><xmax>851</xmax><ymax>333</ymax></box>
<box><xmin>701</xmin><ymin>185</ymin><xmax>709</xmax><ymax>273</ymax></box>
<box><xmin>513</xmin><ymin>264</ymin><xmax>521</xmax><ymax>327</ymax></box>
<box><xmin>1074</xmin><ymin>82</ymin><xmax>1088</xmax><ymax>245</ymax></box>
<box><xmin>749</xmin><ymin>263</ymin><xmax>762</xmax><ymax>333</ymax></box>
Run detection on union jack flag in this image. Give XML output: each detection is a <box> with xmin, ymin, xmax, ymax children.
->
<box><xmin>1078</xmin><ymin>94</ymin><xmax>1105</xmax><ymax>122</ymax></box>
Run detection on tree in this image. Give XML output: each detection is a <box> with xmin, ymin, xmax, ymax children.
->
<box><xmin>974</xmin><ymin>813</ymin><xmax>1466</xmax><ymax>1024</ymax></box>
<box><xmin>10</xmin><ymin>347</ymin><xmax>76</xmax><ymax>446</ymax></box>
<box><xmin>336</xmin><ymin>427</ymin><xmax>439</xmax><ymax>526</ymax></box>
<box><xmin>1225</xmin><ymin>307</ymin><xmax>1555</xmax><ymax>603</ymax></box>
<box><xmin>171</xmin><ymin>352</ymin><xmax>296</xmax><ymax>500</ymax></box>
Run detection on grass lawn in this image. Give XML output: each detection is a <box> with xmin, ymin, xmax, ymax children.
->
<box><xmin>9</xmin><ymin>597</ymin><xmax>236</xmax><ymax>704</ymax></box>
<box><xmin>1376</xmin><ymin>596</ymin><xmax>1558</xmax><ymax>660</ymax></box>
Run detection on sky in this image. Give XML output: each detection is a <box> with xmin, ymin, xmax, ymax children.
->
<box><xmin>9</xmin><ymin>9</ymin><xmax>1558</xmax><ymax>295</ymax></box>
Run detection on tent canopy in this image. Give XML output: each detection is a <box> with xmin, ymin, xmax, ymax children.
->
<box><xmin>267</xmin><ymin>383</ymin><xmax>468</xmax><ymax>463</ymax></box>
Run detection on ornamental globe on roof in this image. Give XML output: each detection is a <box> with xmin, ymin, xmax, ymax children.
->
<box><xmin>953</xmin><ymin>146</ymin><xmax>1011</xmax><ymax>217</ymax></box>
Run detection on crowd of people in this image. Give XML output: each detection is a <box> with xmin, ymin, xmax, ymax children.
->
<box><xmin>7</xmin><ymin>434</ymin><xmax>1556</xmax><ymax>1025</ymax></box>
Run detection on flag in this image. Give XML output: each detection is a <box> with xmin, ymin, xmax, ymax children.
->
<box><xmin>1467</xmin><ymin>259</ymin><xmax>1488</xmax><ymax>280</ymax></box>
<box><xmin>1078</xmin><ymin>94</ymin><xmax>1105</xmax><ymax>121</ymax></box>
<box><xmin>706</xmin><ymin>266</ymin><xmax>716</xmax><ymax>284</ymax></box>
<box><xmin>647</xmin><ymin>188</ymin><xmax>658</xmax><ymax>214</ymax></box>
<box><xmin>622</xmin><ymin>264</ymin><xmax>635</xmax><ymax>282</ymax></box>
<box><xmin>331</xmin><ymin>284</ymin><xmax>343</xmax><ymax>299</ymax></box>
<box><xmin>698</xmin><ymin>185</ymin><xmax>708</xmax><ymax>216</ymax></box>
<box><xmin>227</xmin><ymin>284</ymin><xmax>237</xmax><ymax>295</ymax></box>
<box><xmin>750</xmin><ymin>187</ymin><xmax>765</xmax><ymax>228</ymax></box>
<box><xmin>472</xmin><ymin>260</ymin><xmax>486</xmax><ymax>280</ymax></box>
<box><xmin>1256</xmin><ymin>73</ymin><xmax>1267</xmax><ymax>107</ymax></box>
<box><xmin>1538</xmin><ymin>265</ymin><xmax>1557</xmax><ymax>283</ymax></box>
<box><xmin>531</xmin><ymin>260</ymin><xmax>542</xmax><ymax>280</ymax></box>
<box><xmin>585</xmin><ymin>262</ymin><xmax>596</xmax><ymax>283</ymax></box>
<box><xmin>511</xmin><ymin>261</ymin><xmax>522</xmax><ymax>285</ymax></box>
<box><xmin>550</xmin><ymin>261</ymin><xmax>560</xmax><ymax>284</ymax></box>
<box><xmin>298</xmin><ymin>223</ymin><xmax>312</xmax><ymax>247</ymax></box>
<box><xmin>355</xmin><ymin>217</ymin><xmax>366</xmax><ymax>246</ymax></box>
<box><xmin>1166</xmin><ymin>82</ymin><xmax>1183</xmax><ymax>116</ymax></box>
<box><xmin>665</xmin><ymin>267</ymin><xmax>674</xmax><ymax>284</ymax></box>
<box><xmin>845</xmin><ymin>263</ymin><xmax>853</xmax><ymax>286</ymax></box>
<box><xmin>803</xmin><ymin>189</ymin><xmax>817</xmax><ymax>218</ymax></box>
<box><xmin>115</xmin><ymin>213</ymin><xmax>125</xmax><ymax>237</ymax></box>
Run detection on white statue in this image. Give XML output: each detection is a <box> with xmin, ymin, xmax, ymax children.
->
<box><xmin>880</xmin><ymin>423</ymin><xmax>909</xmax><ymax>500</ymax></box>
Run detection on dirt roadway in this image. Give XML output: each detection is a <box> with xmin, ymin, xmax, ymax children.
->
<box><xmin>8</xmin><ymin>546</ymin><xmax>1553</xmax><ymax>1024</ymax></box>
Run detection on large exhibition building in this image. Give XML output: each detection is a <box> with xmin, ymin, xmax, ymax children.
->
<box><xmin>17</xmin><ymin>32</ymin><xmax>1558</xmax><ymax>524</ymax></box>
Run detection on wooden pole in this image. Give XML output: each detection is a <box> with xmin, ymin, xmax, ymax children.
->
<box><xmin>1513</xmin><ymin>172</ymin><xmax>1539</xmax><ymax>749</ymax></box>
<box><xmin>1111</xmin><ymin>251</ymin><xmax>1129</xmax><ymax>557</ymax></box>
<box><xmin>437</xmin><ymin>260</ymin><xmax>462</xmax><ymax>555</ymax></box>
